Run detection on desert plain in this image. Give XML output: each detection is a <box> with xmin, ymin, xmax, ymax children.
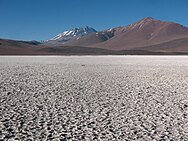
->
<box><xmin>0</xmin><ymin>56</ymin><xmax>188</xmax><ymax>141</ymax></box>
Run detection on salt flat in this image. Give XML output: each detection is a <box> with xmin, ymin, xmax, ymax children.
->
<box><xmin>0</xmin><ymin>56</ymin><xmax>188</xmax><ymax>141</ymax></box>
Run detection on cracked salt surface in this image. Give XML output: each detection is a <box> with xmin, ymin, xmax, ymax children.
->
<box><xmin>0</xmin><ymin>56</ymin><xmax>188</xmax><ymax>141</ymax></box>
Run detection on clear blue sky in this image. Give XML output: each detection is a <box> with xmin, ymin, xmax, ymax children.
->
<box><xmin>0</xmin><ymin>0</ymin><xmax>188</xmax><ymax>41</ymax></box>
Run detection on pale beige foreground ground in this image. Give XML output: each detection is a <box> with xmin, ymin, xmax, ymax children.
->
<box><xmin>0</xmin><ymin>56</ymin><xmax>188</xmax><ymax>141</ymax></box>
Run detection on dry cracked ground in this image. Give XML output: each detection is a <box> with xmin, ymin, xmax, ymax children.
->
<box><xmin>0</xmin><ymin>56</ymin><xmax>188</xmax><ymax>141</ymax></box>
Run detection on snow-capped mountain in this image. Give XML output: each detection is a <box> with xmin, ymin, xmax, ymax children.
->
<box><xmin>47</xmin><ymin>26</ymin><xmax>97</xmax><ymax>43</ymax></box>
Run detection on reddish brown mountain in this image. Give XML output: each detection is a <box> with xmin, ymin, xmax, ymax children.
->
<box><xmin>66</xmin><ymin>17</ymin><xmax>188</xmax><ymax>51</ymax></box>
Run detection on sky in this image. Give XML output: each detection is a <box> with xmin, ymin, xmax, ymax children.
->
<box><xmin>0</xmin><ymin>0</ymin><xmax>188</xmax><ymax>41</ymax></box>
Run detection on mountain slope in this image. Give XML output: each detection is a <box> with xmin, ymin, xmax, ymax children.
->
<box><xmin>1</xmin><ymin>38</ymin><xmax>188</xmax><ymax>55</ymax></box>
<box><xmin>135</xmin><ymin>38</ymin><xmax>188</xmax><ymax>52</ymax></box>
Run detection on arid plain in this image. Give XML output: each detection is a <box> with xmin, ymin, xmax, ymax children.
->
<box><xmin>0</xmin><ymin>56</ymin><xmax>188</xmax><ymax>141</ymax></box>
